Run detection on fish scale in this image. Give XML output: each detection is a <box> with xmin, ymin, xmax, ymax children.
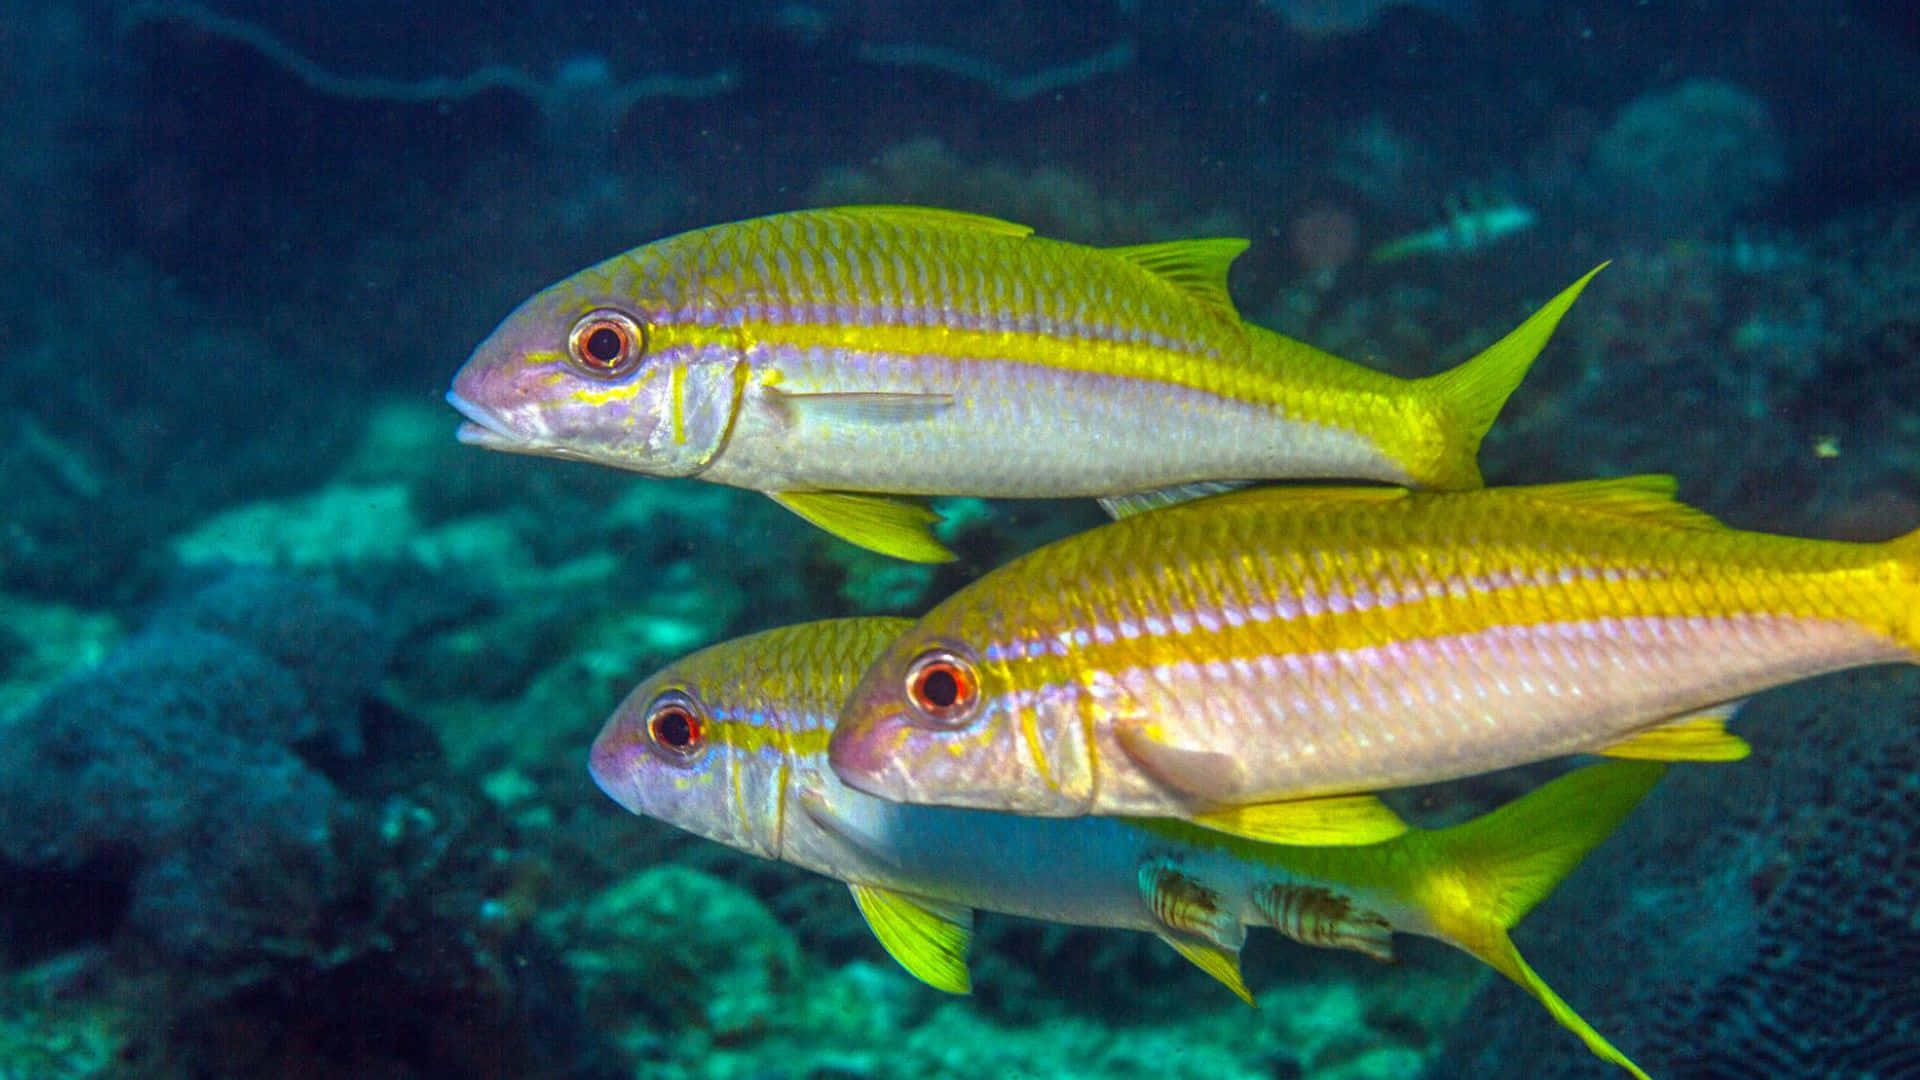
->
<box><xmin>589</xmin><ymin>618</ymin><xmax>1664</xmax><ymax>1078</ymax></box>
<box><xmin>448</xmin><ymin>205</ymin><xmax>1601</xmax><ymax>560</ymax></box>
<box><xmin>830</xmin><ymin>476</ymin><xmax>1920</xmax><ymax>823</ymax></box>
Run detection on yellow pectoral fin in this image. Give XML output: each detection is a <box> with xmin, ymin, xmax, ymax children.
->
<box><xmin>1598</xmin><ymin>706</ymin><xmax>1751</xmax><ymax>762</ymax></box>
<box><xmin>1158</xmin><ymin>935</ymin><xmax>1256</xmax><ymax>1007</ymax></box>
<box><xmin>848</xmin><ymin>884</ymin><xmax>974</xmax><ymax>994</ymax></box>
<box><xmin>769</xmin><ymin>491</ymin><xmax>957</xmax><ymax>563</ymax></box>
<box><xmin>1188</xmin><ymin>793</ymin><xmax>1410</xmax><ymax>846</ymax></box>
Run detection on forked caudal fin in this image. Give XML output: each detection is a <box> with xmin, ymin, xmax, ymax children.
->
<box><xmin>1405</xmin><ymin>759</ymin><xmax>1666</xmax><ymax>1080</ymax></box>
<box><xmin>1415</xmin><ymin>263</ymin><xmax>1608</xmax><ymax>490</ymax></box>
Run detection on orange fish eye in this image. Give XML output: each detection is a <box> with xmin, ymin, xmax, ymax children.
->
<box><xmin>645</xmin><ymin>692</ymin><xmax>706</xmax><ymax>762</ymax></box>
<box><xmin>903</xmin><ymin>649</ymin><xmax>979</xmax><ymax>727</ymax></box>
<box><xmin>567</xmin><ymin>309</ymin><xmax>647</xmax><ymax>378</ymax></box>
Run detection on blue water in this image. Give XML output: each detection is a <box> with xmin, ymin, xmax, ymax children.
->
<box><xmin>1</xmin><ymin>2</ymin><xmax>1915</xmax><ymax>1076</ymax></box>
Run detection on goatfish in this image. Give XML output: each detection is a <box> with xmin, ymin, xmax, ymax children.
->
<box><xmin>830</xmin><ymin>475</ymin><xmax>1920</xmax><ymax>844</ymax></box>
<box><xmin>447</xmin><ymin>204</ymin><xmax>1601</xmax><ymax>561</ymax></box>
<box><xmin>589</xmin><ymin>617</ymin><xmax>1662</xmax><ymax>1079</ymax></box>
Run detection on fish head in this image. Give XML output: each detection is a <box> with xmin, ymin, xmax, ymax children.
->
<box><xmin>590</xmin><ymin>618</ymin><xmax>914</xmax><ymax>863</ymax></box>
<box><xmin>830</xmin><ymin>624</ymin><xmax>1094</xmax><ymax>817</ymax></box>
<box><xmin>447</xmin><ymin>238</ymin><xmax>745</xmax><ymax>478</ymax></box>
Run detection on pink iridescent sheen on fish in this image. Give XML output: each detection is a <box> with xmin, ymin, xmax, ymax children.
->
<box><xmin>590</xmin><ymin>617</ymin><xmax>1662</xmax><ymax>1078</ymax></box>
<box><xmin>447</xmin><ymin>205</ymin><xmax>1600</xmax><ymax>560</ymax></box>
<box><xmin>830</xmin><ymin>476</ymin><xmax>1920</xmax><ymax>843</ymax></box>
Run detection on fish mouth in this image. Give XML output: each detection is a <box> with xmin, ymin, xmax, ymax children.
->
<box><xmin>445</xmin><ymin>390</ymin><xmax>528</xmax><ymax>449</ymax></box>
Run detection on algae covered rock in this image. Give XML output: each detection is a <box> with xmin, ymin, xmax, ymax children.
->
<box><xmin>561</xmin><ymin>864</ymin><xmax>803</xmax><ymax>1048</ymax></box>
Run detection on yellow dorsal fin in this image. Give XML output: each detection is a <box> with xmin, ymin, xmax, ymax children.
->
<box><xmin>1598</xmin><ymin>705</ymin><xmax>1751</xmax><ymax>762</ymax></box>
<box><xmin>768</xmin><ymin>491</ymin><xmax>957</xmax><ymax>563</ymax></box>
<box><xmin>829</xmin><ymin>204</ymin><xmax>1035</xmax><ymax>238</ymax></box>
<box><xmin>1188</xmin><ymin>792</ymin><xmax>1409</xmax><ymax>846</ymax></box>
<box><xmin>848</xmin><ymin>884</ymin><xmax>974</xmax><ymax>994</ymax></box>
<box><xmin>1105</xmin><ymin>237</ymin><xmax>1249</xmax><ymax>314</ymax></box>
<box><xmin>1158</xmin><ymin>935</ymin><xmax>1256</xmax><ymax>1007</ymax></box>
<box><xmin>1402</xmin><ymin>761</ymin><xmax>1666</xmax><ymax>1079</ymax></box>
<box><xmin>1522</xmin><ymin>474</ymin><xmax>1727</xmax><ymax>531</ymax></box>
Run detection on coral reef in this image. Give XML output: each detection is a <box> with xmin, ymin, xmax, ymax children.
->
<box><xmin>0</xmin><ymin>568</ymin><xmax>615</xmax><ymax>1075</ymax></box>
<box><xmin>1591</xmin><ymin>79</ymin><xmax>1786</xmax><ymax>240</ymax></box>
<box><xmin>0</xmin><ymin>0</ymin><xmax>1914</xmax><ymax>1075</ymax></box>
<box><xmin>1423</xmin><ymin>672</ymin><xmax>1920</xmax><ymax>1079</ymax></box>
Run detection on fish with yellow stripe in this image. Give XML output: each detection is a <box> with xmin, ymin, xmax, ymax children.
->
<box><xmin>829</xmin><ymin>476</ymin><xmax>1920</xmax><ymax>843</ymax></box>
<box><xmin>589</xmin><ymin>617</ymin><xmax>1664</xmax><ymax>1079</ymax></box>
<box><xmin>447</xmin><ymin>205</ymin><xmax>1601</xmax><ymax>561</ymax></box>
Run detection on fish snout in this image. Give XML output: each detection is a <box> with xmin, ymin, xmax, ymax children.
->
<box><xmin>825</xmin><ymin>716</ymin><xmax>908</xmax><ymax>800</ymax></box>
<box><xmin>587</xmin><ymin>724</ymin><xmax>644</xmax><ymax>814</ymax></box>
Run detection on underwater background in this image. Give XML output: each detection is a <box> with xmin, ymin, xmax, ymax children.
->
<box><xmin>2</xmin><ymin>1</ymin><xmax>1918</xmax><ymax>1076</ymax></box>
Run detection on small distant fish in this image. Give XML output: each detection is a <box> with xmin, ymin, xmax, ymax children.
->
<box><xmin>448</xmin><ymin>205</ymin><xmax>1598</xmax><ymax>561</ymax></box>
<box><xmin>1370</xmin><ymin>196</ymin><xmax>1537</xmax><ymax>262</ymax></box>
<box><xmin>830</xmin><ymin>476</ymin><xmax>1920</xmax><ymax>840</ymax></box>
<box><xmin>1262</xmin><ymin>0</ymin><xmax>1475</xmax><ymax>39</ymax></box>
<box><xmin>590</xmin><ymin>617</ymin><xmax>1661</xmax><ymax>1079</ymax></box>
<box><xmin>1718</xmin><ymin>224</ymin><xmax>1811</xmax><ymax>275</ymax></box>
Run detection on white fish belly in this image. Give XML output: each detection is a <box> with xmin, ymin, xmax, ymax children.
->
<box><xmin>703</xmin><ymin>349</ymin><xmax>1409</xmax><ymax>496</ymax></box>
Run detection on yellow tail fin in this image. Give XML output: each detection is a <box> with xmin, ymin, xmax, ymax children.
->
<box><xmin>1407</xmin><ymin>760</ymin><xmax>1664</xmax><ymax>1080</ymax></box>
<box><xmin>1418</xmin><ymin>263</ymin><xmax>1607</xmax><ymax>489</ymax></box>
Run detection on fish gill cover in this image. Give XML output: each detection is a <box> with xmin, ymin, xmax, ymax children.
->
<box><xmin>0</xmin><ymin>0</ymin><xmax>1915</xmax><ymax>1076</ymax></box>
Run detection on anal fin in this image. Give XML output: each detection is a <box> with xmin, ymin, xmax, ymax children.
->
<box><xmin>1160</xmin><ymin>935</ymin><xmax>1256</xmax><ymax>1007</ymax></box>
<box><xmin>848</xmin><ymin>883</ymin><xmax>974</xmax><ymax>994</ymax></box>
<box><xmin>1140</xmin><ymin>857</ymin><xmax>1254</xmax><ymax>1006</ymax></box>
<box><xmin>769</xmin><ymin>491</ymin><xmax>957</xmax><ymax>562</ymax></box>
<box><xmin>1598</xmin><ymin>704</ymin><xmax>1750</xmax><ymax>762</ymax></box>
<box><xmin>1098</xmin><ymin>480</ymin><xmax>1251</xmax><ymax>520</ymax></box>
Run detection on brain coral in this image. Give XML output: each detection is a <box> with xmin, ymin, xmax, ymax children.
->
<box><xmin>1423</xmin><ymin>672</ymin><xmax>1920</xmax><ymax>1078</ymax></box>
<box><xmin>1592</xmin><ymin>78</ymin><xmax>1786</xmax><ymax>238</ymax></box>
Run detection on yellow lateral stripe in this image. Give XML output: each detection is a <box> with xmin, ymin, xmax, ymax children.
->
<box><xmin>644</xmin><ymin>318</ymin><xmax>1311</xmax><ymax>410</ymax></box>
<box><xmin>708</xmin><ymin>718</ymin><xmax>833</xmax><ymax>759</ymax></box>
<box><xmin>991</xmin><ymin>564</ymin><xmax>1897</xmax><ymax>677</ymax></box>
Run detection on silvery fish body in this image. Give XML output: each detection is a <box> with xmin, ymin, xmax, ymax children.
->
<box><xmin>447</xmin><ymin>205</ymin><xmax>1597</xmax><ymax>560</ymax></box>
<box><xmin>589</xmin><ymin>618</ymin><xmax>1659</xmax><ymax>1078</ymax></box>
<box><xmin>829</xmin><ymin>477</ymin><xmax>1920</xmax><ymax>832</ymax></box>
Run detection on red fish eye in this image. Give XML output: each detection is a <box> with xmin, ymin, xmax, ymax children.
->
<box><xmin>567</xmin><ymin>310</ymin><xmax>647</xmax><ymax>378</ymax></box>
<box><xmin>645</xmin><ymin>693</ymin><xmax>705</xmax><ymax>761</ymax></box>
<box><xmin>904</xmin><ymin>650</ymin><xmax>978</xmax><ymax>727</ymax></box>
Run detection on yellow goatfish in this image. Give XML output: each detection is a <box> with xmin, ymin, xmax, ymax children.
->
<box><xmin>447</xmin><ymin>205</ymin><xmax>1601</xmax><ymax>560</ymax></box>
<box><xmin>591</xmin><ymin>617</ymin><xmax>1663</xmax><ymax>1079</ymax></box>
<box><xmin>830</xmin><ymin>476</ymin><xmax>1920</xmax><ymax>843</ymax></box>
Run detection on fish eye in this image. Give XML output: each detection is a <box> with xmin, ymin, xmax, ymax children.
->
<box><xmin>644</xmin><ymin>691</ymin><xmax>707</xmax><ymax>763</ymax></box>
<box><xmin>903</xmin><ymin>649</ymin><xmax>979</xmax><ymax>728</ymax></box>
<box><xmin>567</xmin><ymin>309</ymin><xmax>647</xmax><ymax>378</ymax></box>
